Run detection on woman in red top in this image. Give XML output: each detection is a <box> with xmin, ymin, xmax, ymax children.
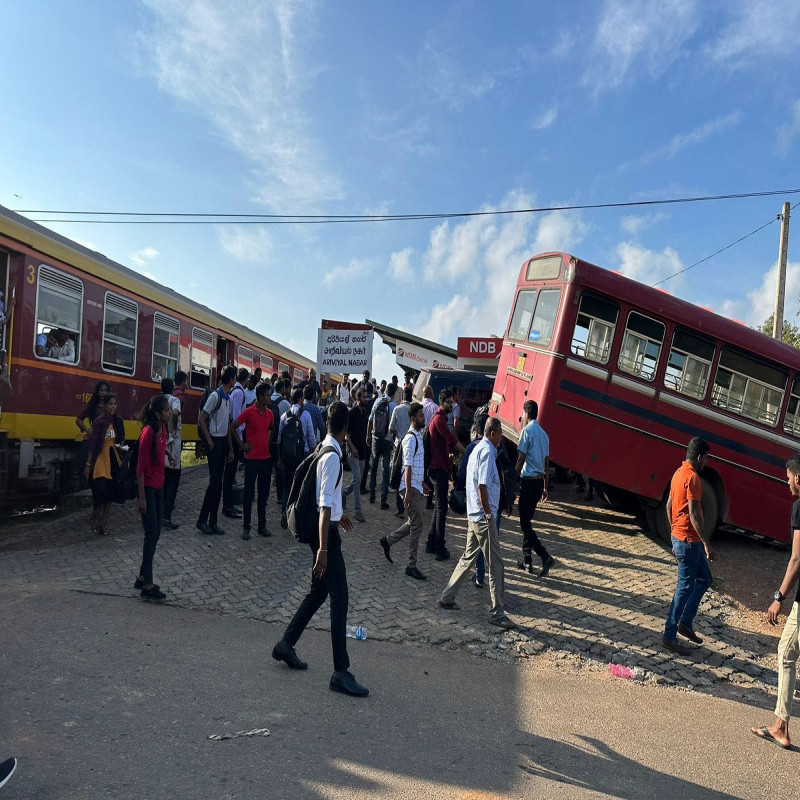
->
<box><xmin>135</xmin><ymin>394</ymin><xmax>175</xmax><ymax>601</ymax></box>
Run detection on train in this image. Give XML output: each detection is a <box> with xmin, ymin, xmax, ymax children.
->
<box><xmin>0</xmin><ymin>204</ymin><xmax>314</xmax><ymax>510</ymax></box>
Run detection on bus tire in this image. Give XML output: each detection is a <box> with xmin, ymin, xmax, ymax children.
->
<box><xmin>654</xmin><ymin>476</ymin><xmax>718</xmax><ymax>546</ymax></box>
<box><xmin>554</xmin><ymin>466</ymin><xmax>575</xmax><ymax>484</ymax></box>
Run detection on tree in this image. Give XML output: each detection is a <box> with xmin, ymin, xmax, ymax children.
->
<box><xmin>756</xmin><ymin>314</ymin><xmax>800</xmax><ymax>348</ymax></box>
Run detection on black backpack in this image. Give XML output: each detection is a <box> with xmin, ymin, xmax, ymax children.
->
<box><xmin>287</xmin><ymin>445</ymin><xmax>343</xmax><ymax>544</ymax></box>
<box><xmin>281</xmin><ymin>408</ymin><xmax>306</xmax><ymax>467</ymax></box>
<box><xmin>112</xmin><ymin>439</ymin><xmax>139</xmax><ymax>503</ymax></box>
<box><xmin>389</xmin><ymin>432</ymin><xmax>418</xmax><ymax>491</ymax></box>
<box><xmin>372</xmin><ymin>397</ymin><xmax>391</xmax><ymax>438</ymax></box>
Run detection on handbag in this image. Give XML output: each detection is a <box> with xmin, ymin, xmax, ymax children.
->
<box><xmin>448</xmin><ymin>488</ymin><xmax>467</xmax><ymax>515</ymax></box>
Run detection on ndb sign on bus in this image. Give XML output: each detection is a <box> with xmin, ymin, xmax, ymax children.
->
<box><xmin>317</xmin><ymin>320</ymin><xmax>373</xmax><ymax>376</ymax></box>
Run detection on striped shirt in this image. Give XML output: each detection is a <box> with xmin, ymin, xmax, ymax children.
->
<box><xmin>399</xmin><ymin>428</ymin><xmax>425</xmax><ymax>493</ymax></box>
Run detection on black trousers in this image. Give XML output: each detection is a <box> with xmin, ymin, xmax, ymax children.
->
<box><xmin>243</xmin><ymin>458</ymin><xmax>273</xmax><ymax>528</ymax></box>
<box><xmin>222</xmin><ymin>437</ymin><xmax>241</xmax><ymax>510</ymax></box>
<box><xmin>140</xmin><ymin>486</ymin><xmax>163</xmax><ymax>585</ymax></box>
<box><xmin>163</xmin><ymin>466</ymin><xmax>181</xmax><ymax>521</ymax></box>
<box><xmin>270</xmin><ymin>442</ymin><xmax>282</xmax><ymax>502</ymax></box>
<box><xmin>369</xmin><ymin>438</ymin><xmax>392</xmax><ymax>502</ymax></box>
<box><xmin>198</xmin><ymin>436</ymin><xmax>228</xmax><ymax>526</ymax></box>
<box><xmin>519</xmin><ymin>477</ymin><xmax>550</xmax><ymax>563</ymax></box>
<box><xmin>283</xmin><ymin>527</ymin><xmax>350</xmax><ymax>673</ymax></box>
<box><xmin>426</xmin><ymin>467</ymin><xmax>451</xmax><ymax>551</ymax></box>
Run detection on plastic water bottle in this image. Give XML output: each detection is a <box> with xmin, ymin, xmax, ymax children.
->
<box><xmin>346</xmin><ymin>625</ymin><xmax>367</xmax><ymax>640</ymax></box>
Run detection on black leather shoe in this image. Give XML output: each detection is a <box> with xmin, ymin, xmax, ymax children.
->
<box><xmin>425</xmin><ymin>542</ymin><xmax>437</xmax><ymax>554</ymax></box>
<box><xmin>223</xmin><ymin>508</ymin><xmax>242</xmax><ymax>519</ymax></box>
<box><xmin>242</xmin><ymin>527</ymin><xmax>251</xmax><ymax>540</ymax></box>
<box><xmin>539</xmin><ymin>555</ymin><xmax>554</xmax><ymax>578</ymax></box>
<box><xmin>196</xmin><ymin>521</ymin><xmax>214</xmax><ymax>535</ymax></box>
<box><xmin>379</xmin><ymin>536</ymin><xmax>393</xmax><ymax>564</ymax></box>
<box><xmin>435</xmin><ymin>548</ymin><xmax>450</xmax><ymax>562</ymax></box>
<box><xmin>258</xmin><ymin>525</ymin><xmax>272</xmax><ymax>537</ymax></box>
<box><xmin>517</xmin><ymin>560</ymin><xmax>534</xmax><ymax>574</ymax></box>
<box><xmin>163</xmin><ymin>518</ymin><xmax>179</xmax><ymax>530</ymax></box>
<box><xmin>380</xmin><ymin>502</ymin><xmax>390</xmax><ymax>510</ymax></box>
<box><xmin>330</xmin><ymin>671</ymin><xmax>369</xmax><ymax>697</ymax></box>
<box><xmin>209</xmin><ymin>523</ymin><xmax>226</xmax><ymax>535</ymax></box>
<box><xmin>272</xmin><ymin>639</ymin><xmax>308</xmax><ymax>670</ymax></box>
<box><xmin>405</xmin><ymin>566</ymin><xmax>426</xmax><ymax>580</ymax></box>
<box><xmin>678</xmin><ymin>623</ymin><xmax>703</xmax><ymax>644</ymax></box>
<box><xmin>141</xmin><ymin>586</ymin><xmax>166</xmax><ymax>601</ymax></box>
<box><xmin>369</xmin><ymin>494</ymin><xmax>376</xmax><ymax>504</ymax></box>
<box><xmin>662</xmin><ymin>637</ymin><xmax>693</xmax><ymax>656</ymax></box>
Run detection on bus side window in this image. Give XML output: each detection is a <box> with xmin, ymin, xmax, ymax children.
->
<box><xmin>711</xmin><ymin>347</ymin><xmax>786</xmax><ymax>427</ymax></box>
<box><xmin>784</xmin><ymin>377</ymin><xmax>800</xmax><ymax>436</ymax></box>
<box><xmin>571</xmin><ymin>293</ymin><xmax>618</xmax><ymax>364</ymax></box>
<box><xmin>664</xmin><ymin>328</ymin><xmax>714</xmax><ymax>400</ymax></box>
<box><xmin>618</xmin><ymin>312</ymin><xmax>665</xmax><ymax>382</ymax></box>
<box><xmin>508</xmin><ymin>290</ymin><xmax>537</xmax><ymax>342</ymax></box>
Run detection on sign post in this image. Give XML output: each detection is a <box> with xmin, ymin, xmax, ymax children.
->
<box><xmin>316</xmin><ymin>320</ymin><xmax>373</xmax><ymax>384</ymax></box>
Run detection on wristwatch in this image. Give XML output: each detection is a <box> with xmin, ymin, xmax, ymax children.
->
<box><xmin>774</xmin><ymin>590</ymin><xmax>784</xmax><ymax>603</ymax></box>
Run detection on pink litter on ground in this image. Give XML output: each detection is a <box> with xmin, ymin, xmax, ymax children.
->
<box><xmin>608</xmin><ymin>663</ymin><xmax>634</xmax><ymax>679</ymax></box>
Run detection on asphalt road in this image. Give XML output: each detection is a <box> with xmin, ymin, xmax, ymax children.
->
<box><xmin>1</xmin><ymin>583</ymin><xmax>797</xmax><ymax>800</ymax></box>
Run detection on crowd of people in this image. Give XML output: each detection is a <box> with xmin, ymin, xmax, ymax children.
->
<box><xmin>73</xmin><ymin>366</ymin><xmax>800</xmax><ymax>734</ymax></box>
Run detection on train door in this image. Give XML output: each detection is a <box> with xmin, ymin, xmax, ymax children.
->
<box><xmin>216</xmin><ymin>336</ymin><xmax>234</xmax><ymax>373</ymax></box>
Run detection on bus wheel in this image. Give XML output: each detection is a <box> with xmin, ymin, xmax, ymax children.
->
<box><xmin>554</xmin><ymin>466</ymin><xmax>575</xmax><ymax>484</ymax></box>
<box><xmin>653</xmin><ymin>499</ymin><xmax>672</xmax><ymax>545</ymax></box>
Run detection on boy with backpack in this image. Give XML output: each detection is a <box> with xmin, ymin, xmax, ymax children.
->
<box><xmin>272</xmin><ymin>401</ymin><xmax>368</xmax><ymax>697</ymax></box>
<box><xmin>277</xmin><ymin>387</ymin><xmax>316</xmax><ymax>528</ymax></box>
<box><xmin>380</xmin><ymin>402</ymin><xmax>429</xmax><ymax>580</ymax></box>
<box><xmin>367</xmin><ymin>385</ymin><xmax>396</xmax><ymax>509</ymax></box>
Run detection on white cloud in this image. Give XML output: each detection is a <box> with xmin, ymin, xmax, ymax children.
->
<box><xmin>218</xmin><ymin>225</ymin><xmax>273</xmax><ymax>262</ymax></box>
<box><xmin>322</xmin><ymin>257</ymin><xmax>373</xmax><ymax>288</ymax></box>
<box><xmin>390</xmin><ymin>247</ymin><xmax>415</xmax><ymax>282</ymax></box>
<box><xmin>414</xmin><ymin>190</ymin><xmax>589</xmax><ymax>344</ymax></box>
<box><xmin>137</xmin><ymin>0</ymin><xmax>341</xmax><ymax>211</ymax></box>
<box><xmin>708</xmin><ymin>1</ymin><xmax>800</xmax><ymax>66</ymax></box>
<box><xmin>614</xmin><ymin>242</ymin><xmax>684</xmax><ymax>288</ymax></box>
<box><xmin>584</xmin><ymin>0</ymin><xmax>699</xmax><ymax>95</ymax></box>
<box><xmin>550</xmin><ymin>31</ymin><xmax>574</xmax><ymax>59</ymax></box>
<box><xmin>130</xmin><ymin>246</ymin><xmax>159</xmax><ymax>268</ymax></box>
<box><xmin>777</xmin><ymin>100</ymin><xmax>800</xmax><ymax>154</ymax></box>
<box><xmin>620</xmin><ymin>212</ymin><xmax>669</xmax><ymax>235</ymax></box>
<box><xmin>734</xmin><ymin>259</ymin><xmax>800</xmax><ymax>328</ymax></box>
<box><xmin>640</xmin><ymin>112</ymin><xmax>743</xmax><ymax>164</ymax></box>
<box><xmin>530</xmin><ymin>107</ymin><xmax>558</xmax><ymax>131</ymax></box>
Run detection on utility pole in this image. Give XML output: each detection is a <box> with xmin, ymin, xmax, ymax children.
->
<box><xmin>773</xmin><ymin>201</ymin><xmax>791</xmax><ymax>340</ymax></box>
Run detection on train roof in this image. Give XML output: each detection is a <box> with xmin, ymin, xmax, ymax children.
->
<box><xmin>532</xmin><ymin>252</ymin><xmax>800</xmax><ymax>372</ymax></box>
<box><xmin>0</xmin><ymin>204</ymin><xmax>314</xmax><ymax>370</ymax></box>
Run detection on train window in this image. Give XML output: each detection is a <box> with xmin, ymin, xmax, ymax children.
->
<box><xmin>259</xmin><ymin>354</ymin><xmax>274</xmax><ymax>372</ymax></box>
<box><xmin>278</xmin><ymin>361</ymin><xmax>289</xmax><ymax>376</ymax></box>
<box><xmin>571</xmin><ymin>292</ymin><xmax>618</xmax><ymax>365</ymax></box>
<box><xmin>508</xmin><ymin>290</ymin><xmax>537</xmax><ymax>341</ymax></box>
<box><xmin>102</xmin><ymin>292</ymin><xmax>138</xmax><ymax>376</ymax></box>
<box><xmin>525</xmin><ymin>255</ymin><xmax>561</xmax><ymax>281</ymax></box>
<box><xmin>711</xmin><ymin>347</ymin><xmax>787</xmax><ymax>427</ymax></box>
<box><xmin>293</xmin><ymin>368</ymin><xmax>304</xmax><ymax>385</ymax></box>
<box><xmin>152</xmin><ymin>312</ymin><xmax>179</xmax><ymax>382</ymax></box>
<box><xmin>238</xmin><ymin>346</ymin><xmax>254</xmax><ymax>372</ymax></box>
<box><xmin>34</xmin><ymin>264</ymin><xmax>83</xmax><ymax>364</ymax></box>
<box><xmin>528</xmin><ymin>289</ymin><xmax>561</xmax><ymax>346</ymax></box>
<box><xmin>618</xmin><ymin>311</ymin><xmax>665</xmax><ymax>382</ymax></box>
<box><xmin>664</xmin><ymin>328</ymin><xmax>715</xmax><ymax>400</ymax></box>
<box><xmin>191</xmin><ymin>327</ymin><xmax>213</xmax><ymax>389</ymax></box>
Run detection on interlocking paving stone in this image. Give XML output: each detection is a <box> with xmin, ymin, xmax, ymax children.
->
<box><xmin>0</xmin><ymin>465</ymin><xmax>780</xmax><ymax>696</ymax></box>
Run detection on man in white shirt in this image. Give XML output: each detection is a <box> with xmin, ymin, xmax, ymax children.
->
<box><xmin>197</xmin><ymin>366</ymin><xmax>236</xmax><ymax>536</ymax></box>
<box><xmin>421</xmin><ymin>385</ymin><xmax>437</xmax><ymax>428</ymax></box>
<box><xmin>338</xmin><ymin>374</ymin><xmax>352</xmax><ymax>407</ymax></box>
<box><xmin>272</xmin><ymin>401</ymin><xmax>368</xmax><ymax>697</ymax></box>
<box><xmin>380</xmin><ymin>402</ymin><xmax>429</xmax><ymax>580</ymax></box>
<box><xmin>50</xmin><ymin>329</ymin><xmax>76</xmax><ymax>362</ymax></box>
<box><xmin>389</xmin><ymin>386</ymin><xmax>413</xmax><ymax>516</ymax></box>
<box><xmin>223</xmin><ymin>367</ymin><xmax>249</xmax><ymax>518</ymax></box>
<box><xmin>439</xmin><ymin>417</ymin><xmax>515</xmax><ymax>629</ymax></box>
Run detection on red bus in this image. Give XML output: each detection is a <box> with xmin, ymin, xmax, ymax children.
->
<box><xmin>491</xmin><ymin>252</ymin><xmax>800</xmax><ymax>544</ymax></box>
<box><xmin>0</xmin><ymin>205</ymin><xmax>313</xmax><ymax>505</ymax></box>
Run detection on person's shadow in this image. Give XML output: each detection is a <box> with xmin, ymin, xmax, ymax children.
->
<box><xmin>517</xmin><ymin>733</ymin><xmax>742</xmax><ymax>799</ymax></box>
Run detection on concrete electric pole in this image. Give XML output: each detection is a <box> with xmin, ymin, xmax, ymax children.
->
<box><xmin>772</xmin><ymin>201</ymin><xmax>791</xmax><ymax>340</ymax></box>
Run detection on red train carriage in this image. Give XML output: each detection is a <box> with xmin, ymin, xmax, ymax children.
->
<box><xmin>492</xmin><ymin>252</ymin><xmax>800</xmax><ymax>545</ymax></box>
<box><xmin>0</xmin><ymin>205</ymin><xmax>313</xmax><ymax>507</ymax></box>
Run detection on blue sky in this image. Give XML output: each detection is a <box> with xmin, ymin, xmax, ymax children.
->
<box><xmin>2</xmin><ymin>0</ymin><xmax>800</xmax><ymax>378</ymax></box>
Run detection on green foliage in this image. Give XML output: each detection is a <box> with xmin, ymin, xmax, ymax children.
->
<box><xmin>757</xmin><ymin>314</ymin><xmax>800</xmax><ymax>348</ymax></box>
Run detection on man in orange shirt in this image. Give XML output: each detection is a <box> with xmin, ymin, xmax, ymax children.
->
<box><xmin>662</xmin><ymin>436</ymin><xmax>715</xmax><ymax>656</ymax></box>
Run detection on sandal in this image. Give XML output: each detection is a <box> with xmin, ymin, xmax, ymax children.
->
<box><xmin>751</xmin><ymin>726</ymin><xmax>791</xmax><ymax>749</ymax></box>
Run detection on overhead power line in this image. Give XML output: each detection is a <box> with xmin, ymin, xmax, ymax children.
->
<box><xmin>17</xmin><ymin>187</ymin><xmax>800</xmax><ymax>225</ymax></box>
<box><xmin>651</xmin><ymin>200</ymin><xmax>800</xmax><ymax>287</ymax></box>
